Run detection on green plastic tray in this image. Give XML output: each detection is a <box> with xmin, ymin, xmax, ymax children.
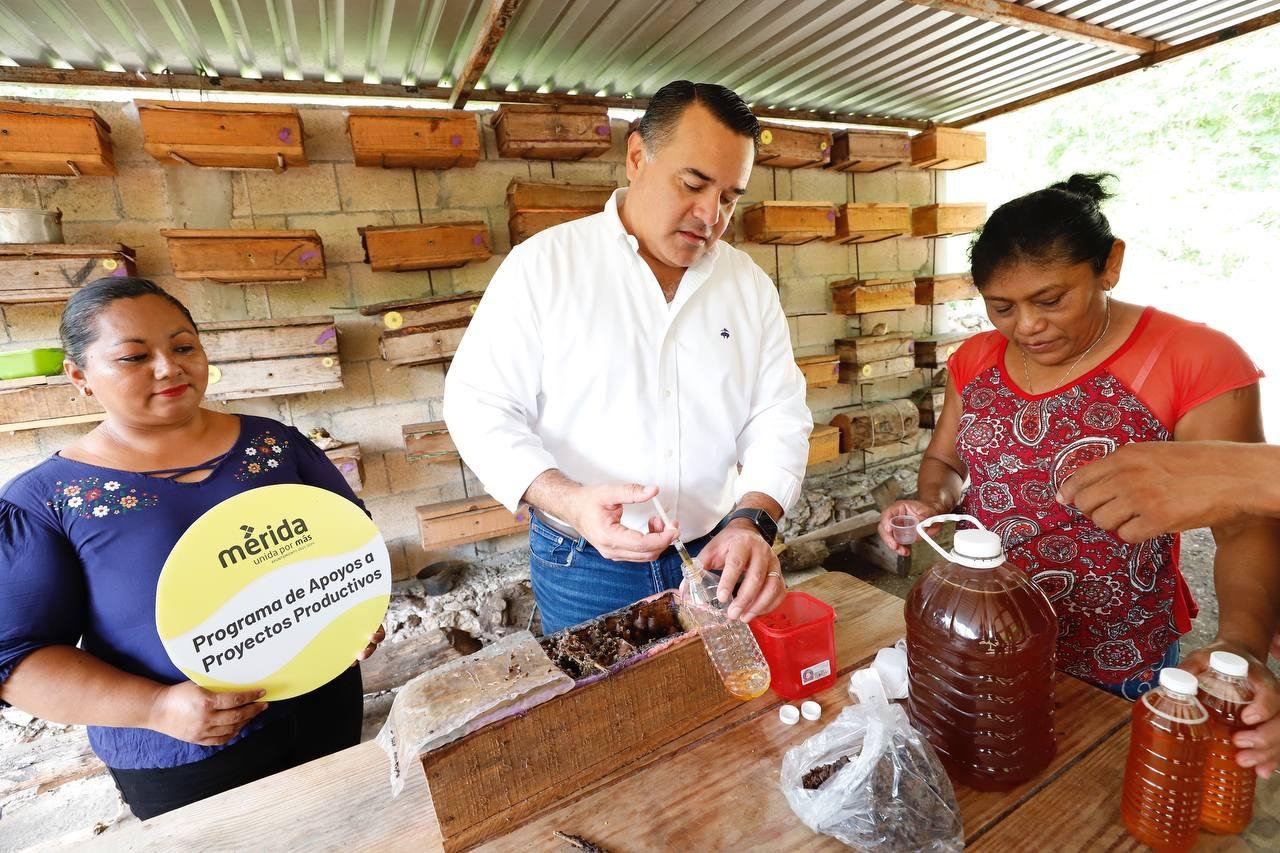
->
<box><xmin>0</xmin><ymin>348</ymin><xmax>65</xmax><ymax>381</ymax></box>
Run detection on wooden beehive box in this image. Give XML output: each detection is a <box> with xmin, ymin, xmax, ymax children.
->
<box><xmin>0</xmin><ymin>315</ymin><xmax>341</xmax><ymax>431</ymax></box>
<box><xmin>0</xmin><ymin>102</ymin><xmax>115</xmax><ymax>176</ymax></box>
<box><xmin>360</xmin><ymin>292</ymin><xmax>482</xmax><ymax>332</ymax></box>
<box><xmin>323</xmin><ymin>443</ymin><xmax>364</xmax><ymax>494</ymax></box>
<box><xmin>914</xmin><ymin>333</ymin><xmax>971</xmax><ymax>368</ymax></box>
<box><xmin>807</xmin><ymin>424</ymin><xmax>841</xmax><ymax>466</ymax></box>
<box><xmin>359</xmin><ymin>223</ymin><xmax>490</xmax><ymax>272</ymax></box>
<box><xmin>827</xmin><ymin>129</ymin><xmax>911</xmax><ymax>173</ymax></box>
<box><xmin>910</xmin><ymin>126</ymin><xmax>986</xmax><ymax>170</ymax></box>
<box><xmin>136</xmin><ymin>101</ymin><xmax>306</xmax><ymax>170</ymax></box>
<box><xmin>346</xmin><ymin>108</ymin><xmax>480</xmax><ymax>169</ymax></box>
<box><xmin>835</xmin><ymin>333</ymin><xmax>914</xmax><ymax>365</ymax></box>
<box><xmin>0</xmin><ymin>243</ymin><xmax>136</xmax><ymax>304</ymax></box>
<box><xmin>420</xmin><ymin>613</ymin><xmax>734</xmax><ymax>851</ymax></box>
<box><xmin>827</xmin><ymin>203</ymin><xmax>911</xmax><ymax>245</ymax></box>
<box><xmin>918</xmin><ymin>386</ymin><xmax>947</xmax><ymax>427</ymax></box>
<box><xmin>417</xmin><ymin>495</ymin><xmax>529</xmax><ymax>550</ymax></box>
<box><xmin>403</xmin><ymin>421</ymin><xmax>458</xmax><ymax>464</ymax></box>
<box><xmin>379</xmin><ymin>318</ymin><xmax>469</xmax><ymax>367</ymax></box>
<box><xmin>796</xmin><ymin>353</ymin><xmax>839</xmax><ymax>388</ymax></box>
<box><xmin>742</xmin><ymin>201</ymin><xmax>836</xmax><ymax>244</ymax></box>
<box><xmin>830</xmin><ymin>399</ymin><xmax>920</xmax><ymax>452</ymax></box>
<box><xmin>756</xmin><ymin>121</ymin><xmax>832</xmax><ymax>169</ymax></box>
<box><xmin>911</xmin><ymin>203</ymin><xmax>987</xmax><ymax>238</ymax></box>
<box><xmin>492</xmin><ymin>104</ymin><xmax>612</xmax><ymax>160</ymax></box>
<box><xmin>161</xmin><ymin>229</ymin><xmax>325</xmax><ymax>283</ymax></box>
<box><xmin>915</xmin><ymin>273</ymin><xmax>978</xmax><ymax>304</ymax></box>
<box><xmin>507</xmin><ymin>178</ymin><xmax>615</xmax><ymax>244</ymax></box>
<box><xmin>829</xmin><ymin>278</ymin><xmax>915</xmax><ymax>314</ymax></box>
<box><xmin>839</xmin><ymin>354</ymin><xmax>915</xmax><ymax>384</ymax></box>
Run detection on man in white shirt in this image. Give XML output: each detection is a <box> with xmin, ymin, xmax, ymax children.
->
<box><xmin>443</xmin><ymin>81</ymin><xmax>813</xmax><ymax>634</ymax></box>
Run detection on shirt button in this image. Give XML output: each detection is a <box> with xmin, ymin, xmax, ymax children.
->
<box><xmin>666</xmin><ymin>450</ymin><xmax>674</xmax><ymax>459</ymax></box>
<box><xmin>664</xmin><ymin>391</ymin><xmax>672</xmax><ymax>399</ymax></box>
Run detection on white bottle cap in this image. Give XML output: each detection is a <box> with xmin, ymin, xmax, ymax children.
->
<box><xmin>1159</xmin><ymin>667</ymin><xmax>1198</xmax><ymax>696</ymax></box>
<box><xmin>801</xmin><ymin>700</ymin><xmax>821</xmax><ymax>721</ymax></box>
<box><xmin>1209</xmin><ymin>650</ymin><xmax>1249</xmax><ymax>678</ymax></box>
<box><xmin>779</xmin><ymin>704</ymin><xmax>800</xmax><ymax>725</ymax></box>
<box><xmin>952</xmin><ymin>528</ymin><xmax>1003</xmax><ymax>560</ymax></box>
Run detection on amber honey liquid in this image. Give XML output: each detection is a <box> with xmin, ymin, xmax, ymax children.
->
<box><xmin>1121</xmin><ymin>689</ymin><xmax>1209</xmax><ymax>851</ymax></box>
<box><xmin>721</xmin><ymin>667</ymin><xmax>770</xmax><ymax>700</ymax></box>
<box><xmin>1200</xmin><ymin>687</ymin><xmax>1255</xmax><ymax>834</ymax></box>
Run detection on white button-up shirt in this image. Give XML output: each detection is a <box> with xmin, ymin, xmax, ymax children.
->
<box><xmin>443</xmin><ymin>189</ymin><xmax>813</xmax><ymax>539</ymax></box>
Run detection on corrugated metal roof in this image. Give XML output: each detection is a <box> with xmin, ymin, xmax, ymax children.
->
<box><xmin>0</xmin><ymin>0</ymin><xmax>1275</xmax><ymax>124</ymax></box>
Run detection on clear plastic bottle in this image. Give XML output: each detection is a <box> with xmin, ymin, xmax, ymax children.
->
<box><xmin>1198</xmin><ymin>651</ymin><xmax>1256</xmax><ymax>835</ymax></box>
<box><xmin>905</xmin><ymin>514</ymin><xmax>1059</xmax><ymax>790</ymax></box>
<box><xmin>1121</xmin><ymin>667</ymin><xmax>1210</xmax><ymax>851</ymax></box>
<box><xmin>681</xmin><ymin>557</ymin><xmax>771</xmax><ymax>700</ymax></box>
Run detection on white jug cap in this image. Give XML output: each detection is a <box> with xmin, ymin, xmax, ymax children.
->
<box><xmin>779</xmin><ymin>704</ymin><xmax>800</xmax><ymax>725</ymax></box>
<box><xmin>801</xmin><ymin>700</ymin><xmax>822</xmax><ymax>721</ymax></box>
<box><xmin>953</xmin><ymin>528</ymin><xmax>1003</xmax><ymax>561</ymax></box>
<box><xmin>1159</xmin><ymin>667</ymin><xmax>1198</xmax><ymax>696</ymax></box>
<box><xmin>1209</xmin><ymin>650</ymin><xmax>1249</xmax><ymax>678</ymax></box>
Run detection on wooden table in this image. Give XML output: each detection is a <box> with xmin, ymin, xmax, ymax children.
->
<box><xmin>98</xmin><ymin>573</ymin><xmax>1251</xmax><ymax>851</ymax></box>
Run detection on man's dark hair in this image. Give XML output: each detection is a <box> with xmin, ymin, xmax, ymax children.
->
<box><xmin>969</xmin><ymin>173</ymin><xmax>1117</xmax><ymax>289</ymax></box>
<box><xmin>60</xmin><ymin>277</ymin><xmax>198</xmax><ymax>367</ymax></box>
<box><xmin>637</xmin><ymin>81</ymin><xmax>759</xmax><ymax>154</ymax></box>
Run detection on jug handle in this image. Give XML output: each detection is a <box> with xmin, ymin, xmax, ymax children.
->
<box><xmin>915</xmin><ymin>513</ymin><xmax>986</xmax><ymax>562</ymax></box>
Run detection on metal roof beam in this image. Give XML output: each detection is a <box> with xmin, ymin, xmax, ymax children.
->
<box><xmin>951</xmin><ymin>8</ymin><xmax>1280</xmax><ymax>126</ymax></box>
<box><xmin>900</xmin><ymin>0</ymin><xmax>1166</xmax><ymax>54</ymax></box>
<box><xmin>448</xmin><ymin>0</ymin><xmax>527</xmax><ymax>108</ymax></box>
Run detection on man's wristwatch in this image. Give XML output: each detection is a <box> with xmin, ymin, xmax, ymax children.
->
<box><xmin>717</xmin><ymin>508</ymin><xmax>779</xmax><ymax>546</ymax></box>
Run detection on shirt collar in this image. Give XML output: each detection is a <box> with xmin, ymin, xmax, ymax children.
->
<box><xmin>605</xmin><ymin>188</ymin><xmax>722</xmax><ymax>270</ymax></box>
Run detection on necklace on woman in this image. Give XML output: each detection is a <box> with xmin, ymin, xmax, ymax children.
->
<box><xmin>1020</xmin><ymin>298</ymin><xmax>1112</xmax><ymax>394</ymax></box>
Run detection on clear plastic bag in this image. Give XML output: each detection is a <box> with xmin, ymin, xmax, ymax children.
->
<box><xmin>780</xmin><ymin>683</ymin><xmax>964</xmax><ymax>851</ymax></box>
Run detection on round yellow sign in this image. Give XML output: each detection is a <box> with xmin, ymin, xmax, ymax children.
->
<box><xmin>155</xmin><ymin>484</ymin><xmax>390</xmax><ymax>700</ymax></box>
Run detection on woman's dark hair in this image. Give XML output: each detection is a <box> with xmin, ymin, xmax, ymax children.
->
<box><xmin>637</xmin><ymin>80</ymin><xmax>760</xmax><ymax>153</ymax></box>
<box><xmin>969</xmin><ymin>172</ymin><xmax>1117</xmax><ymax>288</ymax></box>
<box><xmin>60</xmin><ymin>277</ymin><xmax>198</xmax><ymax>367</ymax></box>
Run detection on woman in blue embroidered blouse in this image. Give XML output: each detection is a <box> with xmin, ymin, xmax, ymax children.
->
<box><xmin>0</xmin><ymin>278</ymin><xmax>384</xmax><ymax>819</ymax></box>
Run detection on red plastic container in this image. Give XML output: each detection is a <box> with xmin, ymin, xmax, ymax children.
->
<box><xmin>749</xmin><ymin>590</ymin><xmax>837</xmax><ymax>699</ymax></box>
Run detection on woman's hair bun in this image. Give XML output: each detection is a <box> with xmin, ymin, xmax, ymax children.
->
<box><xmin>1047</xmin><ymin>172</ymin><xmax>1115</xmax><ymax>207</ymax></box>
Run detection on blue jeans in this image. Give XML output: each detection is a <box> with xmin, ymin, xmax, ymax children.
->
<box><xmin>1102</xmin><ymin>642</ymin><xmax>1182</xmax><ymax>701</ymax></box>
<box><xmin>528</xmin><ymin>512</ymin><xmax>715</xmax><ymax>635</ymax></box>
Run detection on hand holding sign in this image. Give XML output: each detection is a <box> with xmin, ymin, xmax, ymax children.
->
<box><xmin>156</xmin><ymin>484</ymin><xmax>391</xmax><ymax>701</ymax></box>
<box><xmin>147</xmin><ymin>682</ymin><xmax>269</xmax><ymax>746</ymax></box>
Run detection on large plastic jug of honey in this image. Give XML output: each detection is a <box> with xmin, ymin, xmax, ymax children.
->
<box><xmin>904</xmin><ymin>514</ymin><xmax>1059</xmax><ymax>790</ymax></box>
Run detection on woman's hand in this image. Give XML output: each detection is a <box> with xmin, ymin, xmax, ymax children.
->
<box><xmin>146</xmin><ymin>681</ymin><xmax>268</xmax><ymax>747</ymax></box>
<box><xmin>356</xmin><ymin>625</ymin><xmax>386</xmax><ymax>662</ymax></box>
<box><xmin>877</xmin><ymin>499</ymin><xmax>947</xmax><ymax>557</ymax></box>
<box><xmin>1183</xmin><ymin>641</ymin><xmax>1280</xmax><ymax>779</ymax></box>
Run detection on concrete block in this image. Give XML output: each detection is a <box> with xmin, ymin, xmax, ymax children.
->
<box><xmin>35</xmin><ymin>175</ymin><xmax>120</xmax><ymax>221</ymax></box>
<box><xmin>0</xmin><ymin>430</ymin><xmax>41</xmax><ymax>460</ymax></box>
<box><xmin>298</xmin><ymin>108</ymin><xmax>351</xmax><ymax>162</ymax></box>
<box><xmin>779</xmin><ymin>276</ymin><xmax>830</xmax><ymax>315</ymax></box>
<box><xmin>603</xmin><ymin>118</ymin><xmax>631</xmax><ymax>164</ymax></box>
<box><xmin>855</xmin><ymin>239</ymin><xmax>898</xmax><ymax>275</ymax></box>
<box><xmin>547</xmin><ymin>161</ymin><xmax>621</xmax><ymax>185</ymax></box>
<box><xmin>232</xmin><ymin>172</ymin><xmax>251</xmax><ymax>218</ymax></box>
<box><xmin>115</xmin><ymin>165</ymin><xmax>170</xmax><ymax>221</ymax></box>
<box><xmin>356</xmin><ymin>450</ymin><xmax>391</xmax><ymax>499</ymax></box>
<box><xmin>286</xmin><ymin>210</ymin><xmax>392</xmax><ymax>264</ymax></box>
<box><xmin>0</xmin><ymin>178</ymin><xmax>39</xmax><ymax>207</ymax></box>
<box><xmin>287</xmin><ymin>357</ymin><xmax>374</xmax><ymax>421</ymax></box>
<box><xmin>335</xmin><ymin>163</ymin><xmax>420</xmax><ymax>212</ymax></box>
<box><xmin>348</xmin><ymin>262</ymin><xmax>433</xmax><ymax>306</ymax></box>
<box><xmin>851</xmin><ymin>170</ymin><xmax>897</xmax><ymax>203</ymax></box>
<box><xmin>796</xmin><ymin>313</ymin><xmax>848</xmax><ymax>349</ymax></box>
<box><xmin>392</xmin><ymin>209</ymin><xmax>424</xmax><ymax>225</ymax></box>
<box><xmin>3</xmin><ymin>303</ymin><xmax>63</xmax><ymax>343</ymax></box>
<box><xmin>897</xmin><ymin>237</ymin><xmax>931</xmax><ymax>274</ymax></box>
<box><xmin>335</xmin><ymin>314</ymin><xmax>382</xmax><ymax>362</ymax></box>
<box><xmin>786</xmin><ymin>315</ymin><xmax>799</xmax><ymax>348</ymax></box>
<box><xmin>157</xmin><ymin>274</ymin><xmax>249</xmax><ymax>322</ymax></box>
<box><xmin>384</xmin><ymin>449</ymin><xmax>464</xmax><ymax>495</ymax></box>
<box><xmin>772</xmin><ymin>168</ymin><xmax>791</xmax><ymax>200</ymax></box>
<box><xmin>449</xmin><ymin>253</ymin><xmax>504</xmax><ymax>294</ymax></box>
<box><xmin>57</xmin><ymin>220</ymin><xmax>171</xmax><ymax>276</ymax></box>
<box><xmin>787</xmin><ymin>240</ymin><xmax>851</xmax><ymax>278</ymax></box>
<box><xmin>896</xmin><ymin>169</ymin><xmax>934</xmax><ymax>206</ymax></box>
<box><xmin>228</xmin><ymin>215</ymin><xmax>288</xmax><ymax>230</ymax></box>
<box><xmin>369</xmin><ymin>359</ymin><xmax>445</xmax><ymax>406</ymax></box>
<box><xmin>261</xmin><ymin>267</ymin><xmax>353</xmax><ymax>318</ymax></box>
<box><xmin>735</xmin><ymin>241</ymin><xmax>778</xmax><ymax>280</ymax></box>
<box><xmin>899</xmin><ymin>305</ymin><xmax>930</xmax><ymax>334</ymax></box>
<box><xmin>165</xmin><ymin>167</ymin><xmax>234</xmax><ymax>228</ymax></box>
<box><xmin>742</xmin><ymin>164</ymin><xmax>775</xmax><ymax>205</ymax></box>
<box><xmin>438</xmin><ymin>160</ymin><xmax>523</xmax><ymax>209</ymax></box>
<box><xmin>222</xmin><ymin>397</ymin><xmax>289</xmax><ymax>421</ymax></box>
<box><xmin>34</xmin><ymin>424</ymin><xmax>98</xmax><ymax>455</ymax></box>
<box><xmin>245</xmin><ymin>163</ymin><xmax>339</xmax><ymax>216</ymax></box>
<box><xmin>805</xmin><ymin>382</ymin><xmax>859</xmax><ymax>413</ymax></box>
<box><xmin>96</xmin><ymin>101</ymin><xmax>149</xmax><ymax>163</ymax></box>
<box><xmin>330</xmin><ymin>400</ymin><xmax>431</xmax><ymax>453</ymax></box>
<box><xmin>790</xmin><ymin>167</ymin><xmax>848</xmax><ymax>203</ymax></box>
<box><xmin>478</xmin><ymin>111</ymin><xmax>501</xmax><ymax>160</ymax></box>
<box><xmin>859</xmin><ymin>310</ymin><xmax>902</xmax><ymax>333</ymax></box>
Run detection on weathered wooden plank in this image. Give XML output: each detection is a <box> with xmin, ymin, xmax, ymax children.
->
<box><xmin>911</xmin><ymin>204</ymin><xmax>987</xmax><ymax>239</ymax></box>
<box><xmin>0</xmin><ymin>102</ymin><xmax>115</xmax><ymax>176</ymax></box>
<box><xmin>919</xmin><ymin>386</ymin><xmax>947</xmax><ymax>427</ymax></box>
<box><xmin>360</xmin><ymin>293</ymin><xmax>481</xmax><ymax>330</ymax></box>
<box><xmin>838</xmin><ymin>354</ymin><xmax>916</xmax><ymax>383</ymax></box>
<box><xmin>403</xmin><ymin>420</ymin><xmax>459</xmax><ymax>464</ymax></box>
<box><xmin>204</xmin><ymin>355</ymin><xmax>342</xmax><ymax>401</ymax></box>
<box><xmin>360</xmin><ymin>629</ymin><xmax>461</xmax><ymax>696</ymax></box>
<box><xmin>379</xmin><ymin>318</ymin><xmax>470</xmax><ymax>367</ymax></box>
<box><xmin>0</xmin><ymin>726</ymin><xmax>105</xmax><ymax>802</ymax></box>
<box><xmin>161</xmin><ymin>229</ymin><xmax>325</xmax><ymax>283</ymax></box>
<box><xmin>201</xmin><ymin>316</ymin><xmax>338</xmax><ymax>362</ymax></box>
<box><xmin>360</xmin><ymin>223</ymin><xmax>490</xmax><ymax>272</ymax></box>
<box><xmin>346</xmin><ymin>107</ymin><xmax>480</xmax><ymax>169</ymax></box>
<box><xmin>835</xmin><ymin>332</ymin><xmax>915</xmax><ymax>364</ymax></box>
<box><xmin>506</xmin><ymin>178</ymin><xmax>616</xmax><ymax>210</ymax></box>
<box><xmin>136</xmin><ymin>100</ymin><xmax>306</xmax><ymax>170</ymax></box>
<box><xmin>910</xmin><ymin>126</ymin><xmax>987</xmax><ymax>170</ymax></box>
<box><xmin>807</xmin><ymin>423</ymin><xmax>841</xmax><ymax>466</ymax></box>
<box><xmin>827</xmin><ymin>202</ymin><xmax>911</xmax><ymax>245</ymax></box>
<box><xmin>914</xmin><ymin>333</ymin><xmax>972</xmax><ymax>368</ymax></box>
<box><xmin>0</xmin><ymin>244</ymin><xmax>137</xmax><ymax>303</ymax></box>
<box><xmin>915</xmin><ymin>273</ymin><xmax>979</xmax><ymax>304</ymax></box>
<box><xmin>829</xmin><ymin>399</ymin><xmax>921</xmax><ymax>451</ymax></box>
<box><xmin>830</xmin><ymin>278</ymin><xmax>916</xmax><ymax>314</ymax></box>
<box><xmin>742</xmin><ymin>201</ymin><xmax>837</xmax><ymax>244</ymax></box>
<box><xmin>417</xmin><ymin>495</ymin><xmax>529</xmax><ymax>549</ymax></box>
<box><xmin>827</xmin><ymin>128</ymin><xmax>911</xmax><ymax>172</ymax></box>
<box><xmin>492</xmin><ymin>104</ymin><xmax>612</xmax><ymax>160</ymax></box>
<box><xmin>508</xmin><ymin>210</ymin><xmax>598</xmax><ymax>245</ymax></box>
<box><xmin>796</xmin><ymin>353</ymin><xmax>839</xmax><ymax>389</ymax></box>
<box><xmin>756</xmin><ymin>121</ymin><xmax>832</xmax><ymax>169</ymax></box>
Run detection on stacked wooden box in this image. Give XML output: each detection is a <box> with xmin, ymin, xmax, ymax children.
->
<box><xmin>493</xmin><ymin>105</ymin><xmax>612</xmax><ymax>160</ymax></box>
<box><xmin>0</xmin><ymin>102</ymin><xmax>115</xmax><ymax>177</ymax></box>
<box><xmin>161</xmin><ymin>229</ymin><xmax>325</xmax><ymax>283</ymax></box>
<box><xmin>0</xmin><ymin>244</ymin><xmax>136</xmax><ymax>304</ymax></box>
<box><xmin>346</xmin><ymin>108</ymin><xmax>481</xmax><ymax>169</ymax></box>
<box><xmin>507</xmin><ymin>179</ymin><xmax>616</xmax><ymax>245</ymax></box>
<box><xmin>137</xmin><ymin>101</ymin><xmax>306</xmax><ymax>170</ymax></box>
<box><xmin>835</xmin><ymin>333</ymin><xmax>916</xmax><ymax>385</ymax></box>
<box><xmin>362</xmin><ymin>292</ymin><xmax>482</xmax><ymax>367</ymax></box>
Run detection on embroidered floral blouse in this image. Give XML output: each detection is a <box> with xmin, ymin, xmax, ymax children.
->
<box><xmin>0</xmin><ymin>415</ymin><xmax>365</xmax><ymax>770</ymax></box>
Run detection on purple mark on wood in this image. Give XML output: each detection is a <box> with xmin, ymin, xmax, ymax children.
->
<box><xmin>595</xmin><ymin>125</ymin><xmax>609</xmax><ymax>136</ymax></box>
<box><xmin>299</xmin><ymin>250</ymin><xmax>318</xmax><ymax>264</ymax></box>
<box><xmin>314</xmin><ymin>327</ymin><xmax>337</xmax><ymax>345</ymax></box>
<box><xmin>278</xmin><ymin>127</ymin><xmax>292</xmax><ymax>142</ymax></box>
<box><xmin>471</xmin><ymin>233</ymin><xmax>484</xmax><ymax>246</ymax></box>
<box><xmin>450</xmin><ymin>134</ymin><xmax>462</xmax><ymax>146</ymax></box>
<box><xmin>110</xmin><ymin>266</ymin><xmax>127</xmax><ymax>277</ymax></box>
<box><xmin>826</xmin><ymin>209</ymin><xmax>836</xmax><ymax>221</ymax></box>
<box><xmin>340</xmin><ymin>462</ymin><xmax>355</xmax><ymax>473</ymax></box>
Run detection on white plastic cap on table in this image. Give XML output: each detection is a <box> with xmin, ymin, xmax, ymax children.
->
<box><xmin>800</xmin><ymin>700</ymin><xmax>821</xmax><ymax>721</ymax></box>
<box><xmin>779</xmin><ymin>704</ymin><xmax>800</xmax><ymax>725</ymax></box>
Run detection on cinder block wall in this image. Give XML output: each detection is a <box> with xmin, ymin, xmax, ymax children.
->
<box><xmin>0</xmin><ymin>98</ymin><xmax>945</xmax><ymax>579</ymax></box>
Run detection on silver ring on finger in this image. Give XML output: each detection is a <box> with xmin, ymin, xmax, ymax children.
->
<box><xmin>767</xmin><ymin>569</ymin><xmax>785</xmax><ymax>586</ymax></box>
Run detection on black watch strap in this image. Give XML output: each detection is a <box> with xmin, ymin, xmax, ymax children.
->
<box><xmin>719</xmin><ymin>508</ymin><xmax>778</xmax><ymax>546</ymax></box>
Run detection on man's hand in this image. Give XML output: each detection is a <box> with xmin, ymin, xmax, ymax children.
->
<box><xmin>1056</xmin><ymin>442</ymin><xmax>1264</xmax><ymax>543</ymax></box>
<box><xmin>563</xmin><ymin>483</ymin><xmax>678</xmax><ymax>561</ymax></box>
<box><xmin>146</xmin><ymin>682</ymin><xmax>268</xmax><ymax>746</ymax></box>
<box><xmin>1183</xmin><ymin>641</ymin><xmax>1280</xmax><ymax>779</ymax></box>
<box><xmin>697</xmin><ymin>520</ymin><xmax>784</xmax><ymax>622</ymax></box>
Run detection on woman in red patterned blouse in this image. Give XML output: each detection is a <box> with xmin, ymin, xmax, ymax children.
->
<box><xmin>878</xmin><ymin>175</ymin><xmax>1280</xmax><ymax>727</ymax></box>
